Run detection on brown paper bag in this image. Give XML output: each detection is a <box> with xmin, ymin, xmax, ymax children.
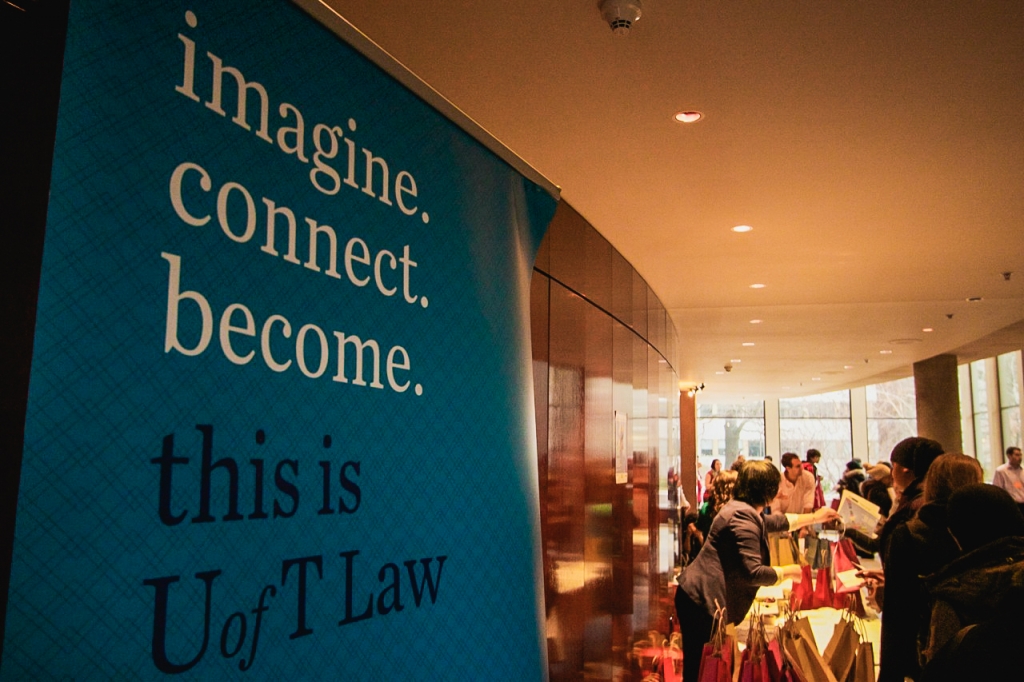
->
<box><xmin>851</xmin><ymin>640</ymin><xmax>875</xmax><ymax>682</ymax></box>
<box><xmin>793</xmin><ymin>635</ymin><xmax>838</xmax><ymax>682</ymax></box>
<box><xmin>822</xmin><ymin>618</ymin><xmax>859</xmax><ymax>682</ymax></box>
<box><xmin>786</xmin><ymin>615</ymin><xmax>817</xmax><ymax>653</ymax></box>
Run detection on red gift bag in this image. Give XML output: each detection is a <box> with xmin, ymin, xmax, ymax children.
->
<box><xmin>739</xmin><ymin>613</ymin><xmax>771</xmax><ymax>682</ymax></box>
<box><xmin>830</xmin><ymin>539</ymin><xmax>868</xmax><ymax>615</ymax></box>
<box><xmin>661</xmin><ymin>631</ymin><xmax>683</xmax><ymax>682</ymax></box>
<box><xmin>698</xmin><ymin>607</ymin><xmax>733</xmax><ymax>682</ymax></box>
<box><xmin>766</xmin><ymin>638</ymin><xmax>784</xmax><ymax>682</ymax></box>
<box><xmin>789</xmin><ymin>564</ymin><xmax>815</xmax><ymax>611</ymax></box>
<box><xmin>813</xmin><ymin>565</ymin><xmax>835</xmax><ymax>608</ymax></box>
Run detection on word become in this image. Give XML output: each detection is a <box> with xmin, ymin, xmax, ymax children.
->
<box><xmin>163</xmin><ymin>252</ymin><xmax>423</xmax><ymax>395</ymax></box>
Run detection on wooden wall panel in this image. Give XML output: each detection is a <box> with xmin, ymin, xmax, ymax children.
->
<box><xmin>533</xmin><ymin>202</ymin><xmax>681</xmax><ymax>681</ymax></box>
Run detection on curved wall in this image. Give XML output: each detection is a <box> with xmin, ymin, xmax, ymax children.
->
<box><xmin>531</xmin><ymin>202</ymin><xmax>681</xmax><ymax>681</ymax></box>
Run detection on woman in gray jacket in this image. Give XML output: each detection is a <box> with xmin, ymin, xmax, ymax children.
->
<box><xmin>675</xmin><ymin>460</ymin><xmax>838</xmax><ymax>681</ymax></box>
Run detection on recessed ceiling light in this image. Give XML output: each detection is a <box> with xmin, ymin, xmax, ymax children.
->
<box><xmin>812</xmin><ymin>377</ymin><xmax>821</xmax><ymax>381</ymax></box>
<box><xmin>674</xmin><ymin>110</ymin><xmax>703</xmax><ymax>123</ymax></box>
<box><xmin>732</xmin><ymin>225</ymin><xmax>753</xmax><ymax>233</ymax></box>
<box><xmin>922</xmin><ymin>327</ymin><xmax>934</xmax><ymax>333</ymax></box>
<box><xmin>750</xmin><ymin>319</ymin><xmax>762</xmax><ymax>324</ymax></box>
<box><xmin>749</xmin><ymin>283</ymin><xmax>766</xmax><ymax>289</ymax></box>
<box><xmin>844</xmin><ymin>365</ymin><xmax>854</xmax><ymax>369</ymax></box>
<box><xmin>730</xmin><ymin>359</ymin><xmax>742</xmax><ymax>363</ymax></box>
<box><xmin>879</xmin><ymin>349</ymin><xmax>893</xmax><ymax>355</ymax></box>
<box><xmin>715</xmin><ymin>371</ymin><xmax>725</xmax><ymax>375</ymax></box>
<box><xmin>742</xmin><ymin>342</ymin><xmax>755</xmax><ymax>347</ymax></box>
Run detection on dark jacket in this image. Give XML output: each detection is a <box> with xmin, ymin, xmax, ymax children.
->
<box><xmin>919</xmin><ymin>536</ymin><xmax>1024</xmax><ymax>681</ymax></box>
<box><xmin>836</xmin><ymin>468</ymin><xmax>866</xmax><ymax>498</ymax></box>
<box><xmin>923</xmin><ymin>535</ymin><xmax>1024</xmax><ymax>656</ymax></box>
<box><xmin>878</xmin><ymin>478</ymin><xmax>924</xmax><ymax>565</ymax></box>
<box><xmin>879</xmin><ymin>503</ymin><xmax>960</xmax><ymax>682</ymax></box>
<box><xmin>860</xmin><ymin>477</ymin><xmax>893</xmax><ymax>517</ymax></box>
<box><xmin>678</xmin><ymin>499</ymin><xmax>789</xmax><ymax>625</ymax></box>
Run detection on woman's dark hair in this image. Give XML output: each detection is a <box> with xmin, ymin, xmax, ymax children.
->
<box><xmin>947</xmin><ymin>483</ymin><xmax>1024</xmax><ymax>552</ymax></box>
<box><xmin>734</xmin><ymin>460</ymin><xmax>781</xmax><ymax>507</ymax></box>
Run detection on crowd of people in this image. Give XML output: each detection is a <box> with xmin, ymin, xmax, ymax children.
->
<box><xmin>669</xmin><ymin>441</ymin><xmax>1024</xmax><ymax>682</ymax></box>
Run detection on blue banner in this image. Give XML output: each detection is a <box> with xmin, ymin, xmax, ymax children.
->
<box><xmin>2</xmin><ymin>1</ymin><xmax>557</xmax><ymax>678</ymax></box>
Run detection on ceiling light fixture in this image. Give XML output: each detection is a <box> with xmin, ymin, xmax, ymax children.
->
<box><xmin>732</xmin><ymin>225</ymin><xmax>752</xmax><ymax>233</ymax></box>
<box><xmin>686</xmin><ymin>382</ymin><xmax>705</xmax><ymax>397</ymax></box>
<box><xmin>922</xmin><ymin>328</ymin><xmax>934</xmax><ymax>333</ymax></box>
<box><xmin>749</xmin><ymin>283</ymin><xmax>766</xmax><ymax>289</ymax></box>
<box><xmin>750</xmin><ymin>319</ymin><xmax>762</xmax><ymax>324</ymax></box>
<box><xmin>742</xmin><ymin>342</ymin><xmax>755</xmax><ymax>347</ymax></box>
<box><xmin>879</xmin><ymin>349</ymin><xmax>893</xmax><ymax>355</ymax></box>
<box><xmin>844</xmin><ymin>365</ymin><xmax>854</xmax><ymax>369</ymax></box>
<box><xmin>674</xmin><ymin>111</ymin><xmax>703</xmax><ymax>123</ymax></box>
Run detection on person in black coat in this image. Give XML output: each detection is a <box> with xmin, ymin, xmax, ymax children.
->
<box><xmin>920</xmin><ymin>484</ymin><xmax>1024</xmax><ymax>681</ymax></box>
<box><xmin>878</xmin><ymin>454</ymin><xmax>983</xmax><ymax>682</ymax></box>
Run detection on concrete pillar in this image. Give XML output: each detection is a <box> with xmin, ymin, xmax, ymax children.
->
<box><xmin>679</xmin><ymin>391</ymin><xmax>697</xmax><ymax>504</ymax></box>
<box><xmin>913</xmin><ymin>354</ymin><xmax>963</xmax><ymax>453</ymax></box>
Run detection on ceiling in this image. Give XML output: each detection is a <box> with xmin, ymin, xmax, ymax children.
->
<box><xmin>321</xmin><ymin>0</ymin><xmax>1024</xmax><ymax>400</ymax></box>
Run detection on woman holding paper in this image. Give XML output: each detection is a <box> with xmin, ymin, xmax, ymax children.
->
<box><xmin>675</xmin><ymin>460</ymin><xmax>839</xmax><ymax>681</ymax></box>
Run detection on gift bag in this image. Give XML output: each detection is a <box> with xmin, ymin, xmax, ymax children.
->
<box><xmin>822</xmin><ymin>615</ymin><xmax>859</xmax><ymax>682</ymax></box>
<box><xmin>792</xmin><ymin>634</ymin><xmax>837</xmax><ymax>682</ymax></box>
<box><xmin>661</xmin><ymin>631</ymin><xmax>683</xmax><ymax>682</ymax></box>
<box><xmin>812</xmin><ymin>565</ymin><xmax>836</xmax><ymax>609</ymax></box>
<box><xmin>765</xmin><ymin>637</ymin><xmax>784</xmax><ymax>682</ymax></box>
<box><xmin>851</xmin><ymin>639</ymin><xmax>875</xmax><ymax>682</ymax></box>
<box><xmin>779</xmin><ymin>614</ymin><xmax>837</xmax><ymax>682</ymax></box>
<box><xmin>738</xmin><ymin>611</ymin><xmax>771</xmax><ymax>682</ymax></box>
<box><xmin>698</xmin><ymin>607</ymin><xmax>734</xmax><ymax>682</ymax></box>
<box><xmin>789</xmin><ymin>564</ymin><xmax>815</xmax><ymax>611</ymax></box>
<box><xmin>770</xmin><ymin>533</ymin><xmax>801</xmax><ymax>567</ymax></box>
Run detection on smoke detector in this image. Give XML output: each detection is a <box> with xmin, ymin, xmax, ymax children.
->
<box><xmin>600</xmin><ymin>0</ymin><xmax>643</xmax><ymax>36</ymax></box>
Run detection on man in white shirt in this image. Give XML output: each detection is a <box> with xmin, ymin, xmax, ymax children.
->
<box><xmin>771</xmin><ymin>452</ymin><xmax>816</xmax><ymax>514</ymax></box>
<box><xmin>992</xmin><ymin>446</ymin><xmax>1024</xmax><ymax>505</ymax></box>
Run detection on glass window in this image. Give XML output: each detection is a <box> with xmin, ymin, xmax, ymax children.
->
<box><xmin>999</xmin><ymin>351</ymin><xmax>1022</xmax><ymax>452</ymax></box>
<box><xmin>696</xmin><ymin>401</ymin><xmax>766</xmax><ymax>470</ymax></box>
<box><xmin>779</xmin><ymin>390</ymin><xmax>852</xmax><ymax>501</ymax></box>
<box><xmin>958</xmin><ymin>363</ymin><xmax>975</xmax><ymax>456</ymax></box>
<box><xmin>971</xmin><ymin>360</ymin><xmax>989</xmax><ymax>413</ymax></box>
<box><xmin>971</xmin><ymin>360</ymin><xmax>993</xmax><ymax>479</ymax></box>
<box><xmin>865</xmin><ymin>377</ymin><xmax>917</xmax><ymax>462</ymax></box>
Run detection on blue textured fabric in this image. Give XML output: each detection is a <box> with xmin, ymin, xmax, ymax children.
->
<box><xmin>2</xmin><ymin>1</ymin><xmax>557</xmax><ymax>678</ymax></box>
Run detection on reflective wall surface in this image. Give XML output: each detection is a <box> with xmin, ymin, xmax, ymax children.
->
<box><xmin>532</xmin><ymin>203</ymin><xmax>680</xmax><ymax>681</ymax></box>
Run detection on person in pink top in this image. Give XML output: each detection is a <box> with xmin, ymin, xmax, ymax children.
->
<box><xmin>772</xmin><ymin>452</ymin><xmax>815</xmax><ymax>514</ymax></box>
